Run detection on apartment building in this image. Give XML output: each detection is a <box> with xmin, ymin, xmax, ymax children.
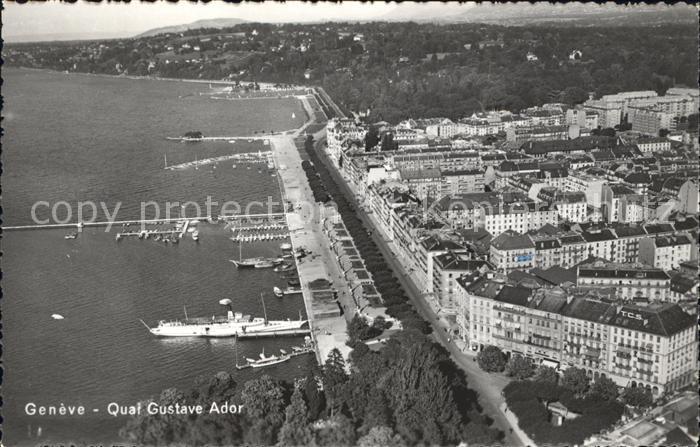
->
<box><xmin>456</xmin><ymin>276</ymin><xmax>697</xmax><ymax>396</ymax></box>
<box><xmin>636</xmin><ymin>136</ymin><xmax>672</xmax><ymax>154</ymax></box>
<box><xmin>432</xmin><ymin>252</ymin><xmax>492</xmax><ymax>314</ymax></box>
<box><xmin>398</xmin><ymin>168</ymin><xmax>443</xmax><ymax>200</ymax></box>
<box><xmin>489</xmin><ymin>230</ymin><xmax>536</xmax><ymax>272</ymax></box>
<box><xmin>441</xmin><ymin>169</ymin><xmax>486</xmax><ymax>195</ymax></box>
<box><xmin>576</xmin><ymin>260</ymin><xmax>671</xmax><ymax>301</ymax></box>
<box><xmin>639</xmin><ymin>235</ymin><xmax>693</xmax><ymax>271</ymax></box>
<box><xmin>628</xmin><ymin>107</ymin><xmax>675</xmax><ymax>136</ymax></box>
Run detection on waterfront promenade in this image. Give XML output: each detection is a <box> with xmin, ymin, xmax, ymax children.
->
<box><xmin>269</xmin><ymin>133</ymin><xmax>352</xmax><ymax>366</ymax></box>
<box><xmin>262</xmin><ymin>93</ymin><xmax>354</xmax><ymax>366</ymax></box>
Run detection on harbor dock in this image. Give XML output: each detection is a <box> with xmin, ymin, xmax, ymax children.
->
<box><xmin>236</xmin><ymin>328</ymin><xmax>311</xmax><ymax>339</ymax></box>
<box><xmin>3</xmin><ymin>213</ymin><xmax>287</xmax><ymax>232</ymax></box>
<box><xmin>267</xmin><ymin>97</ymin><xmax>352</xmax><ymax>366</ymax></box>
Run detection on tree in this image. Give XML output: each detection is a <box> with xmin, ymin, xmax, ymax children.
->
<box><xmin>621</xmin><ymin>386</ymin><xmax>653</xmax><ymax>409</ymax></box>
<box><xmin>389</xmin><ymin>342</ymin><xmax>463</xmax><ymax>445</ymax></box>
<box><xmin>533</xmin><ymin>365</ymin><xmax>559</xmax><ymax>384</ymax></box>
<box><xmin>505</xmin><ymin>355</ymin><xmax>534</xmax><ymax>380</ymax></box>
<box><xmin>322</xmin><ymin>348</ymin><xmax>348</xmax><ymax>415</ymax></box>
<box><xmin>561</xmin><ymin>367</ymin><xmax>590</xmax><ymax>397</ymax></box>
<box><xmin>561</xmin><ymin>86</ymin><xmax>588</xmax><ymax>105</ymax></box>
<box><xmin>364</xmin><ymin>126</ymin><xmax>380</xmax><ymax>151</ymax></box>
<box><xmin>589</xmin><ymin>376</ymin><xmax>619</xmax><ymax>401</ymax></box>
<box><xmin>477</xmin><ymin>345</ymin><xmax>507</xmax><ymax>373</ymax></box>
<box><xmin>241</xmin><ymin>375</ymin><xmax>287</xmax><ymax>445</ymax></box>
<box><xmin>278</xmin><ymin>386</ymin><xmax>313</xmax><ymax>446</ymax></box>
<box><xmin>357</xmin><ymin>426</ymin><xmax>406</xmax><ymax>447</ymax></box>
<box><xmin>659</xmin><ymin>128</ymin><xmax>670</xmax><ymax>137</ymax></box>
<box><xmin>313</xmin><ymin>413</ymin><xmax>357</xmax><ymax>447</ymax></box>
<box><xmin>303</xmin><ymin>373</ymin><xmax>325</xmax><ymax>421</ymax></box>
<box><xmin>347</xmin><ymin>314</ymin><xmax>381</xmax><ymax>342</ymax></box>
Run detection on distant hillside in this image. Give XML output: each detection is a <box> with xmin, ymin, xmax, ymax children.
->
<box><xmin>380</xmin><ymin>2</ymin><xmax>698</xmax><ymax>26</ymax></box>
<box><xmin>135</xmin><ymin>18</ymin><xmax>248</xmax><ymax>38</ymax></box>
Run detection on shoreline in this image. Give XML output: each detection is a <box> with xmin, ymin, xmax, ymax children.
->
<box><xmin>7</xmin><ymin>66</ymin><xmax>309</xmax><ymax>90</ymax></box>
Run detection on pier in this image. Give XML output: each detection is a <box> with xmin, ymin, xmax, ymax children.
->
<box><xmin>236</xmin><ymin>328</ymin><xmax>311</xmax><ymax>339</ymax></box>
<box><xmin>164</xmin><ymin>150</ymin><xmax>275</xmax><ymax>171</ymax></box>
<box><xmin>3</xmin><ymin>213</ymin><xmax>288</xmax><ymax>231</ymax></box>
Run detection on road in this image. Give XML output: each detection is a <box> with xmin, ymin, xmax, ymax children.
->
<box><xmin>312</xmin><ymin>136</ymin><xmax>532</xmax><ymax>447</ymax></box>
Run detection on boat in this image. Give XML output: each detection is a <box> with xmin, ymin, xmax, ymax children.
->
<box><xmin>192</xmin><ymin>230</ymin><xmax>199</xmax><ymax>241</ymax></box>
<box><xmin>141</xmin><ymin>297</ymin><xmax>307</xmax><ymax>338</ymax></box>
<box><xmin>248</xmin><ymin>348</ymin><xmax>290</xmax><ymax>368</ymax></box>
<box><xmin>280</xmin><ymin>243</ymin><xmax>293</xmax><ymax>251</ymax></box>
<box><xmin>273</xmin><ymin>287</ymin><xmax>284</xmax><ymax>298</ymax></box>
<box><xmin>51</xmin><ymin>314</ymin><xmax>65</xmax><ymax>320</ymax></box>
<box><xmin>64</xmin><ymin>232</ymin><xmax>78</xmax><ymax>240</ymax></box>
<box><xmin>254</xmin><ymin>260</ymin><xmax>274</xmax><ymax>269</ymax></box>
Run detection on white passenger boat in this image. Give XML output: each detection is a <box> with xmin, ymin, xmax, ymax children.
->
<box><xmin>141</xmin><ymin>297</ymin><xmax>307</xmax><ymax>338</ymax></box>
<box><xmin>248</xmin><ymin>348</ymin><xmax>290</xmax><ymax>368</ymax></box>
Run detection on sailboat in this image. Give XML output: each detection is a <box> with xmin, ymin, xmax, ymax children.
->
<box><xmin>229</xmin><ymin>237</ymin><xmax>264</xmax><ymax>268</ymax></box>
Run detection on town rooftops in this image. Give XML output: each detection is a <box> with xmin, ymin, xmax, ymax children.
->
<box><xmin>653</xmin><ymin>235</ymin><xmax>691</xmax><ymax>248</ymax></box>
<box><xmin>562</xmin><ymin>297</ymin><xmax>617</xmax><ymax>324</ymax></box>
<box><xmin>531</xmin><ymin>265</ymin><xmax>577</xmax><ymax>286</ymax></box>
<box><xmin>611</xmin><ymin>303</ymin><xmax>696</xmax><ymax>337</ymax></box>
<box><xmin>494</xmin><ymin>285</ymin><xmax>532</xmax><ymax>306</ymax></box>
<box><xmin>670</xmin><ymin>274</ymin><xmax>697</xmax><ymax>295</ymax></box>
<box><xmin>442</xmin><ymin>168</ymin><xmax>484</xmax><ymax>177</ymax></box>
<box><xmin>624</xmin><ymin>172</ymin><xmax>653</xmax><ymax>184</ymax></box>
<box><xmin>673</xmin><ymin>215</ymin><xmax>699</xmax><ymax>232</ymax></box>
<box><xmin>612</xmin><ymin>225</ymin><xmax>647</xmax><ymax>238</ymax></box>
<box><xmin>643</xmin><ymin>223</ymin><xmax>675</xmax><ymax>235</ymax></box>
<box><xmin>609</xmin><ymin>184</ymin><xmax>636</xmax><ymax>195</ymax></box>
<box><xmin>459</xmin><ymin>275</ymin><xmax>503</xmax><ymax>299</ymax></box>
<box><xmin>580</xmin><ymin>228</ymin><xmax>617</xmax><ymax>242</ymax></box>
<box><xmin>491</xmin><ymin>230</ymin><xmax>535</xmax><ymax>251</ymax></box>
<box><xmin>498</xmin><ymin>161</ymin><xmax>539</xmax><ymax>172</ymax></box>
<box><xmin>636</xmin><ymin>136</ymin><xmax>670</xmax><ymax>145</ymax></box>
<box><xmin>577</xmin><ymin>261</ymin><xmax>670</xmax><ymax>281</ymax></box>
<box><xmin>554</xmin><ymin>191</ymin><xmax>586</xmax><ymax>203</ymax></box>
<box><xmin>399</xmin><ymin>167</ymin><xmax>442</xmax><ymax>180</ymax></box>
<box><xmin>420</xmin><ymin>235</ymin><xmax>465</xmax><ymax>252</ymax></box>
<box><xmin>434</xmin><ymin>252</ymin><xmax>492</xmax><ymax>271</ymax></box>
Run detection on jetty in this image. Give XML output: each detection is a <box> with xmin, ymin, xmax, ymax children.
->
<box><xmin>3</xmin><ymin>213</ymin><xmax>288</xmax><ymax>232</ymax></box>
<box><xmin>236</xmin><ymin>328</ymin><xmax>311</xmax><ymax>339</ymax></box>
<box><xmin>164</xmin><ymin>150</ymin><xmax>275</xmax><ymax>171</ymax></box>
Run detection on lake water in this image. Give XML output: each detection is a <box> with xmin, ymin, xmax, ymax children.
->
<box><xmin>1</xmin><ymin>69</ymin><xmax>314</xmax><ymax>445</ymax></box>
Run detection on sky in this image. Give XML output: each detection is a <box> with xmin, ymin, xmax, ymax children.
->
<box><xmin>2</xmin><ymin>1</ymin><xmax>427</xmax><ymax>42</ymax></box>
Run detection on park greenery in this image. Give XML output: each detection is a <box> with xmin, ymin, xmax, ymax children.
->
<box><xmin>122</xmin><ymin>336</ymin><xmax>501</xmax><ymax>446</ymax></box>
<box><xmin>477</xmin><ymin>345</ymin><xmax>507</xmax><ymax>373</ymax></box>
<box><xmin>473</xmin><ymin>343</ymin><xmax>656</xmax><ymax>445</ymax></box>
<box><xmin>6</xmin><ymin>21</ymin><xmax>697</xmax><ymax>122</ymax></box>
<box><xmin>503</xmin><ymin>377</ymin><xmax>624</xmax><ymax>446</ymax></box>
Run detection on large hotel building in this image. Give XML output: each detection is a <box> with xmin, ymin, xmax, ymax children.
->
<box><xmin>456</xmin><ymin>273</ymin><xmax>697</xmax><ymax>397</ymax></box>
